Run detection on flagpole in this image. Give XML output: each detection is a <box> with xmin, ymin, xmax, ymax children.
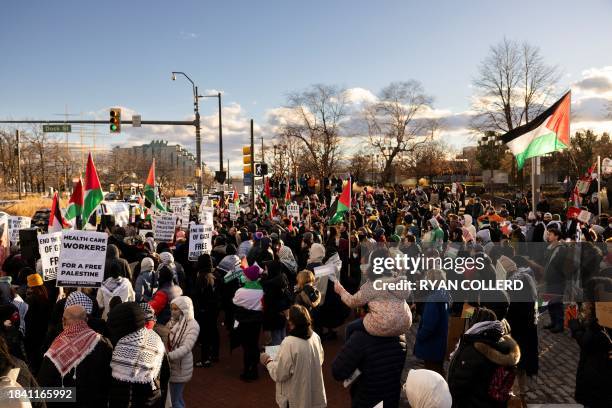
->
<box><xmin>598</xmin><ymin>155</ymin><xmax>602</xmax><ymax>218</ymax></box>
<box><xmin>347</xmin><ymin>176</ymin><xmax>352</xmax><ymax>280</ymax></box>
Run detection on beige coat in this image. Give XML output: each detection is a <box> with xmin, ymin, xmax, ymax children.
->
<box><xmin>265</xmin><ymin>333</ymin><xmax>327</xmax><ymax>408</ymax></box>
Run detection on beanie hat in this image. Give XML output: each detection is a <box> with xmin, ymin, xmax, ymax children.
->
<box><xmin>254</xmin><ymin>231</ymin><xmax>264</xmax><ymax>241</ymax></box>
<box><xmin>159</xmin><ymin>251</ymin><xmax>174</xmax><ymax>266</ymax></box>
<box><xmin>27</xmin><ymin>273</ymin><xmax>43</xmax><ymax>287</ymax></box>
<box><xmin>138</xmin><ymin>302</ymin><xmax>156</xmax><ymax>323</ymax></box>
<box><xmin>107</xmin><ymin>302</ymin><xmax>146</xmax><ymax>345</ymax></box>
<box><xmin>65</xmin><ymin>291</ymin><xmax>93</xmax><ymax>315</ymax></box>
<box><xmin>243</xmin><ymin>265</ymin><xmax>261</xmax><ymax>281</ymax></box>
<box><xmin>140</xmin><ymin>257</ymin><xmax>155</xmax><ymax>273</ymax></box>
<box><xmin>308</xmin><ymin>243</ymin><xmax>326</xmax><ymax>264</ymax></box>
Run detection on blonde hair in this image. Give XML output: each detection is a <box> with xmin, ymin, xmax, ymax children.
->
<box><xmin>296</xmin><ymin>270</ymin><xmax>315</xmax><ymax>289</ymax></box>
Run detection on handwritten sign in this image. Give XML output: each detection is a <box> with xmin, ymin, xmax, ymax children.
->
<box><xmin>287</xmin><ymin>203</ymin><xmax>300</xmax><ymax>220</ymax></box>
<box><xmin>8</xmin><ymin>216</ymin><xmax>31</xmax><ymax>245</ymax></box>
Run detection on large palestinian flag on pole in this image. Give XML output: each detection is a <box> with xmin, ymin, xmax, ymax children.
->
<box><xmin>82</xmin><ymin>153</ymin><xmax>104</xmax><ymax>223</ymax></box>
<box><xmin>502</xmin><ymin>91</ymin><xmax>571</xmax><ymax>170</ymax></box>
<box><xmin>328</xmin><ymin>177</ymin><xmax>351</xmax><ymax>225</ymax></box>
<box><xmin>65</xmin><ymin>178</ymin><xmax>83</xmax><ymax>221</ymax></box>
<box><xmin>49</xmin><ymin>192</ymin><xmax>71</xmax><ymax>232</ymax></box>
<box><xmin>144</xmin><ymin>159</ymin><xmax>167</xmax><ymax>212</ymax></box>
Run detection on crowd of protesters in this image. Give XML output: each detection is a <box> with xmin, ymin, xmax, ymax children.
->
<box><xmin>0</xmin><ymin>176</ymin><xmax>611</xmax><ymax>408</ymax></box>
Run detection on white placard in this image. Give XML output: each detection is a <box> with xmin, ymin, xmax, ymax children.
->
<box><xmin>8</xmin><ymin>216</ymin><xmax>31</xmax><ymax>245</ymax></box>
<box><xmin>153</xmin><ymin>213</ymin><xmax>177</xmax><ymax>242</ymax></box>
<box><xmin>38</xmin><ymin>232</ymin><xmax>61</xmax><ymax>281</ymax></box>
<box><xmin>313</xmin><ymin>263</ymin><xmax>337</xmax><ymax>282</ymax></box>
<box><xmin>577</xmin><ymin>210</ymin><xmax>592</xmax><ymax>224</ymax></box>
<box><xmin>228</xmin><ymin>203</ymin><xmax>238</xmax><ymax>221</ymax></box>
<box><xmin>287</xmin><ymin>203</ymin><xmax>300</xmax><ymax>220</ymax></box>
<box><xmin>104</xmin><ymin>202</ymin><xmax>130</xmax><ymax>227</ymax></box>
<box><xmin>188</xmin><ymin>224</ymin><xmax>209</xmax><ymax>261</ymax></box>
<box><xmin>199</xmin><ymin>206</ymin><xmax>214</xmax><ymax>225</ymax></box>
<box><xmin>0</xmin><ymin>215</ymin><xmax>9</xmax><ymax>255</ymax></box>
<box><xmin>57</xmin><ymin>230</ymin><xmax>108</xmax><ymax>287</ymax></box>
<box><xmin>138</xmin><ymin>229</ymin><xmax>152</xmax><ymax>239</ymax></box>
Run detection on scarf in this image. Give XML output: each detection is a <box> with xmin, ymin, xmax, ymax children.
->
<box><xmin>278</xmin><ymin>245</ymin><xmax>297</xmax><ymax>273</ymax></box>
<box><xmin>243</xmin><ymin>280</ymin><xmax>262</xmax><ymax>290</ymax></box>
<box><xmin>111</xmin><ymin>327</ymin><xmax>164</xmax><ymax>385</ymax></box>
<box><xmin>45</xmin><ymin>320</ymin><xmax>101</xmax><ymax>378</ymax></box>
<box><xmin>168</xmin><ymin>316</ymin><xmax>189</xmax><ymax>351</ymax></box>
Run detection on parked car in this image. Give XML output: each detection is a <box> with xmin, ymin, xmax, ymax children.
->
<box><xmin>104</xmin><ymin>192</ymin><xmax>119</xmax><ymax>201</ymax></box>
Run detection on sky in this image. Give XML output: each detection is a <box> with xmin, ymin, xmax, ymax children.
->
<box><xmin>1</xmin><ymin>0</ymin><xmax>612</xmax><ymax>175</ymax></box>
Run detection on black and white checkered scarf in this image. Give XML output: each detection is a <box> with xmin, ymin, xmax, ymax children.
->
<box><xmin>110</xmin><ymin>327</ymin><xmax>164</xmax><ymax>386</ymax></box>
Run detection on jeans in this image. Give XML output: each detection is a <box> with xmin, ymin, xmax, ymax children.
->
<box><xmin>169</xmin><ymin>382</ymin><xmax>185</xmax><ymax>408</ymax></box>
<box><xmin>270</xmin><ymin>327</ymin><xmax>286</xmax><ymax>346</ymax></box>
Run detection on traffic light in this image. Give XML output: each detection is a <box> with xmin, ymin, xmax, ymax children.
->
<box><xmin>243</xmin><ymin>146</ymin><xmax>252</xmax><ymax>174</ymax></box>
<box><xmin>110</xmin><ymin>108</ymin><xmax>121</xmax><ymax>133</ymax></box>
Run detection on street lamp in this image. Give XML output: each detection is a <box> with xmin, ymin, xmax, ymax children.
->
<box><xmin>171</xmin><ymin>71</ymin><xmax>203</xmax><ymax>198</ymax></box>
<box><xmin>202</xmin><ymin>92</ymin><xmax>224</xmax><ymax>188</ymax></box>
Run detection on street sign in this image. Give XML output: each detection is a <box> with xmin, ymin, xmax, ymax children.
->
<box><xmin>132</xmin><ymin>115</ymin><xmax>141</xmax><ymax>127</ymax></box>
<box><xmin>42</xmin><ymin>124</ymin><xmax>71</xmax><ymax>133</ymax></box>
<box><xmin>255</xmin><ymin>163</ymin><xmax>268</xmax><ymax>177</ymax></box>
<box><xmin>244</xmin><ymin>174</ymin><xmax>253</xmax><ymax>185</ymax></box>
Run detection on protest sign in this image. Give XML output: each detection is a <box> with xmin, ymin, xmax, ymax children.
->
<box><xmin>0</xmin><ymin>215</ymin><xmax>8</xmax><ymax>258</ymax></box>
<box><xmin>138</xmin><ymin>229</ymin><xmax>152</xmax><ymax>239</ymax></box>
<box><xmin>153</xmin><ymin>213</ymin><xmax>177</xmax><ymax>242</ymax></box>
<box><xmin>228</xmin><ymin>203</ymin><xmax>238</xmax><ymax>221</ymax></box>
<box><xmin>265</xmin><ymin>345</ymin><xmax>280</xmax><ymax>361</ymax></box>
<box><xmin>313</xmin><ymin>263</ymin><xmax>337</xmax><ymax>281</ymax></box>
<box><xmin>8</xmin><ymin>216</ymin><xmax>31</xmax><ymax>245</ymax></box>
<box><xmin>199</xmin><ymin>206</ymin><xmax>214</xmax><ymax>225</ymax></box>
<box><xmin>287</xmin><ymin>203</ymin><xmax>300</xmax><ymax>220</ymax></box>
<box><xmin>188</xmin><ymin>224</ymin><xmax>209</xmax><ymax>261</ymax></box>
<box><xmin>577</xmin><ymin>210</ymin><xmax>592</xmax><ymax>224</ymax></box>
<box><xmin>38</xmin><ymin>232</ymin><xmax>61</xmax><ymax>281</ymax></box>
<box><xmin>223</xmin><ymin>268</ymin><xmax>243</xmax><ymax>284</ymax></box>
<box><xmin>57</xmin><ymin>230</ymin><xmax>108</xmax><ymax>287</ymax></box>
<box><xmin>103</xmin><ymin>202</ymin><xmax>130</xmax><ymax>227</ymax></box>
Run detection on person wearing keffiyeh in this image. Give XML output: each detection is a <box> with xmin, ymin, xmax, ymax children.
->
<box><xmin>107</xmin><ymin>302</ymin><xmax>169</xmax><ymax>408</ymax></box>
<box><xmin>38</xmin><ymin>305</ymin><xmax>113</xmax><ymax>407</ymax></box>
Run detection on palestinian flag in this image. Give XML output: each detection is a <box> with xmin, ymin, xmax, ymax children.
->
<box><xmin>284</xmin><ymin>185</ymin><xmax>291</xmax><ymax>205</ymax></box>
<box><xmin>144</xmin><ymin>160</ymin><xmax>167</xmax><ymax>212</ymax></box>
<box><xmin>328</xmin><ymin>178</ymin><xmax>351</xmax><ymax>225</ymax></box>
<box><xmin>49</xmin><ymin>192</ymin><xmax>71</xmax><ymax>232</ymax></box>
<box><xmin>261</xmin><ymin>177</ymin><xmax>272</xmax><ymax>214</ymax></box>
<box><xmin>233</xmin><ymin>187</ymin><xmax>240</xmax><ymax>206</ymax></box>
<box><xmin>502</xmin><ymin>91</ymin><xmax>571</xmax><ymax>170</ymax></box>
<box><xmin>65</xmin><ymin>179</ymin><xmax>83</xmax><ymax>221</ymax></box>
<box><xmin>82</xmin><ymin>153</ymin><xmax>104</xmax><ymax>223</ymax></box>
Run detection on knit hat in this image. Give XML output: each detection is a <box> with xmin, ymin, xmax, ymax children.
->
<box><xmin>243</xmin><ymin>265</ymin><xmax>261</xmax><ymax>281</ymax></box>
<box><xmin>65</xmin><ymin>291</ymin><xmax>93</xmax><ymax>315</ymax></box>
<box><xmin>405</xmin><ymin>369</ymin><xmax>452</xmax><ymax>408</ymax></box>
<box><xmin>107</xmin><ymin>302</ymin><xmax>146</xmax><ymax>345</ymax></box>
<box><xmin>140</xmin><ymin>257</ymin><xmax>155</xmax><ymax>273</ymax></box>
<box><xmin>27</xmin><ymin>273</ymin><xmax>43</xmax><ymax>287</ymax></box>
<box><xmin>159</xmin><ymin>251</ymin><xmax>174</xmax><ymax>266</ymax></box>
<box><xmin>254</xmin><ymin>231</ymin><xmax>264</xmax><ymax>241</ymax></box>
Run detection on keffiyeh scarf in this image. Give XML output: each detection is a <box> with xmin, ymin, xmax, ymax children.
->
<box><xmin>111</xmin><ymin>327</ymin><xmax>164</xmax><ymax>385</ymax></box>
<box><xmin>45</xmin><ymin>320</ymin><xmax>101</xmax><ymax>378</ymax></box>
<box><xmin>278</xmin><ymin>245</ymin><xmax>297</xmax><ymax>273</ymax></box>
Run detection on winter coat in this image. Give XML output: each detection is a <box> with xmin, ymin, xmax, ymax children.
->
<box><xmin>96</xmin><ymin>277</ymin><xmax>136</xmax><ymax>320</ymax></box>
<box><xmin>261</xmin><ymin>267</ymin><xmax>292</xmax><ymax>331</ymax></box>
<box><xmin>543</xmin><ymin>242</ymin><xmax>569</xmax><ymax>295</ymax></box>
<box><xmin>570</xmin><ymin>319</ymin><xmax>612</xmax><ymax>408</ymax></box>
<box><xmin>414</xmin><ymin>290</ymin><xmax>450</xmax><ymax>362</ymax></box>
<box><xmin>37</xmin><ymin>337</ymin><xmax>113</xmax><ymax>408</ymax></box>
<box><xmin>332</xmin><ymin>330</ymin><xmax>407</xmax><ymax>408</ymax></box>
<box><xmin>448</xmin><ymin>332</ymin><xmax>520</xmax><ymax>408</ymax></box>
<box><xmin>337</xmin><ymin>278</ymin><xmax>412</xmax><ymax>337</ymax></box>
<box><xmin>134</xmin><ymin>270</ymin><xmax>156</xmax><ymax>303</ymax></box>
<box><xmin>24</xmin><ymin>294</ymin><xmax>50</xmax><ymax>370</ymax></box>
<box><xmin>166</xmin><ymin>296</ymin><xmax>200</xmax><ymax>383</ymax></box>
<box><xmin>13</xmin><ymin>357</ymin><xmax>46</xmax><ymax>408</ymax></box>
<box><xmin>266</xmin><ymin>332</ymin><xmax>327</xmax><ymax>408</ymax></box>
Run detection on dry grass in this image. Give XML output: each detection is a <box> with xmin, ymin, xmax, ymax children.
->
<box><xmin>0</xmin><ymin>196</ymin><xmax>54</xmax><ymax>217</ymax></box>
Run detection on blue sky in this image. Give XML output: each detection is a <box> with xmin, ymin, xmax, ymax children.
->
<box><xmin>1</xmin><ymin>0</ymin><xmax>612</xmax><ymax>172</ymax></box>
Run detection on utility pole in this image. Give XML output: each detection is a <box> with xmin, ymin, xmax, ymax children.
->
<box><xmin>250</xmin><ymin>119</ymin><xmax>255</xmax><ymax>213</ymax></box>
<box><xmin>260</xmin><ymin>136</ymin><xmax>265</xmax><ymax>162</ymax></box>
<box><xmin>227</xmin><ymin>158</ymin><xmax>230</xmax><ymax>188</ymax></box>
<box><xmin>218</xmin><ymin>92</ymin><xmax>223</xmax><ymax>179</ymax></box>
<box><xmin>16</xmin><ymin>130</ymin><xmax>21</xmax><ymax>199</ymax></box>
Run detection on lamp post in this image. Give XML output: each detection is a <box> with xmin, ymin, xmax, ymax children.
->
<box><xmin>203</xmin><ymin>92</ymin><xmax>224</xmax><ymax>189</ymax></box>
<box><xmin>171</xmin><ymin>71</ymin><xmax>202</xmax><ymax>198</ymax></box>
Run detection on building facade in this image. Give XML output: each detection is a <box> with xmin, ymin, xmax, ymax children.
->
<box><xmin>114</xmin><ymin>140</ymin><xmax>197</xmax><ymax>179</ymax></box>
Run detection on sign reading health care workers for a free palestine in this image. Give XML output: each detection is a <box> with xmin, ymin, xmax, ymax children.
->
<box><xmin>57</xmin><ymin>230</ymin><xmax>108</xmax><ymax>287</ymax></box>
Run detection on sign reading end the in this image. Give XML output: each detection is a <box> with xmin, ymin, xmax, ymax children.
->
<box><xmin>43</xmin><ymin>124</ymin><xmax>72</xmax><ymax>133</ymax></box>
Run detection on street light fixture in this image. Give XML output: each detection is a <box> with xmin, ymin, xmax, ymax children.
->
<box><xmin>171</xmin><ymin>71</ymin><xmax>203</xmax><ymax>198</ymax></box>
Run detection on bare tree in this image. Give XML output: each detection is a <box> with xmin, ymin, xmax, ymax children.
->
<box><xmin>280</xmin><ymin>84</ymin><xmax>347</xmax><ymax>187</ymax></box>
<box><xmin>471</xmin><ymin>38</ymin><xmax>560</xmax><ymax>133</ymax></box>
<box><xmin>365</xmin><ymin>81</ymin><xmax>436</xmax><ymax>184</ymax></box>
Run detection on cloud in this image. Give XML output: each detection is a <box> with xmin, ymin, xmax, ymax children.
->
<box><xmin>179</xmin><ymin>31</ymin><xmax>199</xmax><ymax>40</ymax></box>
<box><xmin>573</xmin><ymin>66</ymin><xmax>612</xmax><ymax>94</ymax></box>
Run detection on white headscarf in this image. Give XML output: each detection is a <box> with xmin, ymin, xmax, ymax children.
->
<box><xmin>404</xmin><ymin>369</ymin><xmax>452</xmax><ymax>408</ymax></box>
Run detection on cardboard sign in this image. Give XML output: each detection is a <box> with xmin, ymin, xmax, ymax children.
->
<box><xmin>595</xmin><ymin>302</ymin><xmax>612</xmax><ymax>329</ymax></box>
<box><xmin>8</xmin><ymin>216</ymin><xmax>31</xmax><ymax>245</ymax></box>
<box><xmin>38</xmin><ymin>232</ymin><xmax>61</xmax><ymax>281</ymax></box>
<box><xmin>153</xmin><ymin>213</ymin><xmax>177</xmax><ymax>242</ymax></box>
<box><xmin>287</xmin><ymin>203</ymin><xmax>300</xmax><ymax>220</ymax></box>
<box><xmin>57</xmin><ymin>230</ymin><xmax>108</xmax><ymax>287</ymax></box>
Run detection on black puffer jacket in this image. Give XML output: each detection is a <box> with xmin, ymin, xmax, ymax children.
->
<box><xmin>332</xmin><ymin>331</ymin><xmax>407</xmax><ymax>408</ymax></box>
<box><xmin>104</xmin><ymin>244</ymin><xmax>132</xmax><ymax>281</ymax></box>
<box><xmin>448</xmin><ymin>331</ymin><xmax>521</xmax><ymax>408</ymax></box>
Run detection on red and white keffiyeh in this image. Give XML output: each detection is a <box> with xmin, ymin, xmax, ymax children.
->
<box><xmin>44</xmin><ymin>320</ymin><xmax>101</xmax><ymax>377</ymax></box>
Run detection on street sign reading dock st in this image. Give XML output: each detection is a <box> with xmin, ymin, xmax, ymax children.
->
<box><xmin>42</xmin><ymin>124</ymin><xmax>72</xmax><ymax>133</ymax></box>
